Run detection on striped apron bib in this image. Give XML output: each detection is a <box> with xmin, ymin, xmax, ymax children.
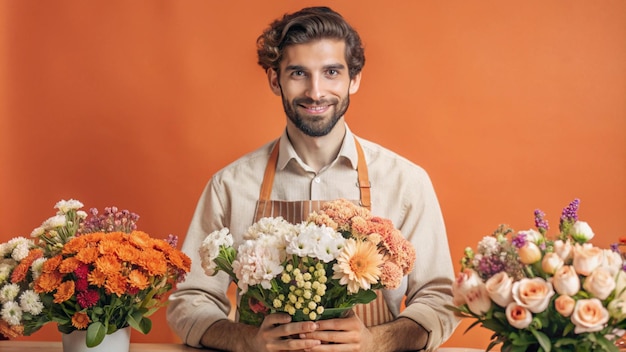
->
<box><xmin>252</xmin><ymin>137</ymin><xmax>393</xmax><ymax>327</ymax></box>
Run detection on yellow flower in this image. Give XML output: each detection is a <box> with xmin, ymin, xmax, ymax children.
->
<box><xmin>332</xmin><ymin>238</ymin><xmax>383</xmax><ymax>294</ymax></box>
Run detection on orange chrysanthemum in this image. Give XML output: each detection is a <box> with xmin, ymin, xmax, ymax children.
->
<box><xmin>379</xmin><ymin>261</ymin><xmax>403</xmax><ymax>289</ymax></box>
<box><xmin>115</xmin><ymin>243</ymin><xmax>141</xmax><ymax>263</ymax></box>
<box><xmin>62</xmin><ymin>236</ymin><xmax>88</xmax><ymax>255</ymax></box>
<box><xmin>0</xmin><ymin>320</ymin><xmax>24</xmax><ymax>339</ymax></box>
<box><xmin>166</xmin><ymin>249</ymin><xmax>191</xmax><ymax>272</ymax></box>
<box><xmin>58</xmin><ymin>257</ymin><xmax>82</xmax><ymax>274</ymax></box>
<box><xmin>139</xmin><ymin>249</ymin><xmax>167</xmax><ymax>276</ymax></box>
<box><xmin>34</xmin><ymin>271</ymin><xmax>64</xmax><ymax>293</ymax></box>
<box><xmin>53</xmin><ymin>281</ymin><xmax>75</xmax><ymax>303</ymax></box>
<box><xmin>129</xmin><ymin>231</ymin><xmax>154</xmax><ymax>249</ymax></box>
<box><xmin>104</xmin><ymin>272</ymin><xmax>127</xmax><ymax>296</ymax></box>
<box><xmin>98</xmin><ymin>238</ymin><xmax>121</xmax><ymax>256</ymax></box>
<box><xmin>11</xmin><ymin>248</ymin><xmax>44</xmax><ymax>283</ymax></box>
<box><xmin>94</xmin><ymin>255</ymin><xmax>122</xmax><ymax>276</ymax></box>
<box><xmin>42</xmin><ymin>255</ymin><xmax>63</xmax><ymax>273</ymax></box>
<box><xmin>75</xmin><ymin>247</ymin><xmax>100</xmax><ymax>264</ymax></box>
<box><xmin>128</xmin><ymin>269</ymin><xmax>150</xmax><ymax>290</ymax></box>
<box><xmin>88</xmin><ymin>268</ymin><xmax>107</xmax><ymax>287</ymax></box>
<box><xmin>71</xmin><ymin>311</ymin><xmax>90</xmax><ymax>329</ymax></box>
<box><xmin>332</xmin><ymin>238</ymin><xmax>383</xmax><ymax>294</ymax></box>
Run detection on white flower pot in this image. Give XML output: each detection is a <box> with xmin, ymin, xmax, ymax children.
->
<box><xmin>62</xmin><ymin>326</ymin><xmax>131</xmax><ymax>352</ymax></box>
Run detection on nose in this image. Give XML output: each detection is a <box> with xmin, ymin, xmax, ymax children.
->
<box><xmin>305</xmin><ymin>74</ymin><xmax>324</xmax><ymax>101</ymax></box>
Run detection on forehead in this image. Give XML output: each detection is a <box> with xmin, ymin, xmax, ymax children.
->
<box><xmin>280</xmin><ymin>39</ymin><xmax>347</xmax><ymax>70</ymax></box>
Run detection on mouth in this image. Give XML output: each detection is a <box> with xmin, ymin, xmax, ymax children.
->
<box><xmin>299</xmin><ymin>104</ymin><xmax>331</xmax><ymax>115</ymax></box>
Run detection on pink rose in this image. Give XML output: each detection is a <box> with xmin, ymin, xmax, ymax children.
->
<box><xmin>583</xmin><ymin>267</ymin><xmax>616</xmax><ymax>300</ymax></box>
<box><xmin>452</xmin><ymin>269</ymin><xmax>491</xmax><ymax>315</ymax></box>
<box><xmin>552</xmin><ymin>265</ymin><xmax>581</xmax><ymax>296</ymax></box>
<box><xmin>485</xmin><ymin>272</ymin><xmax>513</xmax><ymax>307</ymax></box>
<box><xmin>518</xmin><ymin>242</ymin><xmax>542</xmax><ymax>265</ymax></box>
<box><xmin>512</xmin><ymin>277</ymin><xmax>554</xmax><ymax>313</ymax></box>
<box><xmin>555</xmin><ymin>295</ymin><xmax>576</xmax><ymax>317</ymax></box>
<box><xmin>505</xmin><ymin>302</ymin><xmax>532</xmax><ymax>329</ymax></box>
<box><xmin>571</xmin><ymin>298</ymin><xmax>609</xmax><ymax>333</ymax></box>
<box><xmin>572</xmin><ymin>243</ymin><xmax>603</xmax><ymax>276</ymax></box>
<box><xmin>542</xmin><ymin>252</ymin><xmax>564</xmax><ymax>275</ymax></box>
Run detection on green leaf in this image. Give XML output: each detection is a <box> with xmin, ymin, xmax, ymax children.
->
<box><xmin>127</xmin><ymin>311</ymin><xmax>152</xmax><ymax>334</ymax></box>
<box><xmin>530</xmin><ymin>329</ymin><xmax>551</xmax><ymax>352</ymax></box>
<box><xmin>86</xmin><ymin>322</ymin><xmax>107</xmax><ymax>348</ymax></box>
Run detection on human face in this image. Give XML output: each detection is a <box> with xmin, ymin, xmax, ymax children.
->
<box><xmin>268</xmin><ymin>39</ymin><xmax>361</xmax><ymax>137</ymax></box>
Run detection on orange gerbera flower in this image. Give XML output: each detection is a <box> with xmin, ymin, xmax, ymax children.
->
<box><xmin>104</xmin><ymin>273</ymin><xmax>127</xmax><ymax>296</ymax></box>
<box><xmin>59</xmin><ymin>257</ymin><xmax>82</xmax><ymax>274</ymax></box>
<box><xmin>42</xmin><ymin>255</ymin><xmax>63</xmax><ymax>273</ymax></box>
<box><xmin>75</xmin><ymin>247</ymin><xmax>100</xmax><ymax>264</ymax></box>
<box><xmin>34</xmin><ymin>271</ymin><xmax>64</xmax><ymax>293</ymax></box>
<box><xmin>88</xmin><ymin>267</ymin><xmax>107</xmax><ymax>287</ymax></box>
<box><xmin>94</xmin><ymin>254</ymin><xmax>122</xmax><ymax>276</ymax></box>
<box><xmin>53</xmin><ymin>281</ymin><xmax>75</xmax><ymax>303</ymax></box>
<box><xmin>128</xmin><ymin>269</ymin><xmax>150</xmax><ymax>290</ymax></box>
<box><xmin>332</xmin><ymin>238</ymin><xmax>383</xmax><ymax>294</ymax></box>
<box><xmin>71</xmin><ymin>311</ymin><xmax>90</xmax><ymax>329</ymax></box>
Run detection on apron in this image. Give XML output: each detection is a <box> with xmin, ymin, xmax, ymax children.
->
<box><xmin>251</xmin><ymin>137</ymin><xmax>393</xmax><ymax>327</ymax></box>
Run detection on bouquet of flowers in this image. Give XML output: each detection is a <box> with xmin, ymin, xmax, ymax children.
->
<box><xmin>199</xmin><ymin>199</ymin><xmax>415</xmax><ymax>326</ymax></box>
<box><xmin>0</xmin><ymin>237</ymin><xmax>46</xmax><ymax>339</ymax></box>
<box><xmin>448</xmin><ymin>199</ymin><xmax>626</xmax><ymax>352</ymax></box>
<box><xmin>1</xmin><ymin>199</ymin><xmax>191</xmax><ymax>347</ymax></box>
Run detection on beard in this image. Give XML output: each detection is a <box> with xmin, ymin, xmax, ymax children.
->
<box><xmin>280</xmin><ymin>91</ymin><xmax>350</xmax><ymax>137</ymax></box>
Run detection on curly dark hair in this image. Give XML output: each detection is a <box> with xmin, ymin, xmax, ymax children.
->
<box><xmin>256</xmin><ymin>6</ymin><xmax>365</xmax><ymax>78</ymax></box>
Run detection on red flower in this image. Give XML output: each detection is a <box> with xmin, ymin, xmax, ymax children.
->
<box><xmin>77</xmin><ymin>289</ymin><xmax>100</xmax><ymax>309</ymax></box>
<box><xmin>248</xmin><ymin>296</ymin><xmax>268</xmax><ymax>314</ymax></box>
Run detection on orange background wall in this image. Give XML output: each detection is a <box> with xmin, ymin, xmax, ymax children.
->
<box><xmin>1</xmin><ymin>0</ymin><xmax>625</xmax><ymax>349</ymax></box>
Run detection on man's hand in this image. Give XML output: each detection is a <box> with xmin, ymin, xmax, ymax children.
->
<box><xmin>250</xmin><ymin>313</ymin><xmax>322</xmax><ymax>352</ymax></box>
<box><xmin>298</xmin><ymin>310</ymin><xmax>375</xmax><ymax>352</ymax></box>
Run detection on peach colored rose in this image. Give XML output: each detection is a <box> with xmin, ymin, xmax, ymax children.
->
<box><xmin>505</xmin><ymin>302</ymin><xmax>532</xmax><ymax>329</ymax></box>
<box><xmin>542</xmin><ymin>252</ymin><xmax>564</xmax><ymax>275</ymax></box>
<box><xmin>571</xmin><ymin>298</ymin><xmax>609</xmax><ymax>334</ymax></box>
<box><xmin>518</xmin><ymin>242</ymin><xmax>542</xmax><ymax>265</ymax></box>
<box><xmin>512</xmin><ymin>277</ymin><xmax>555</xmax><ymax>313</ymax></box>
<box><xmin>452</xmin><ymin>268</ymin><xmax>482</xmax><ymax>306</ymax></box>
<box><xmin>554</xmin><ymin>239</ymin><xmax>573</xmax><ymax>261</ymax></box>
<box><xmin>572</xmin><ymin>243</ymin><xmax>603</xmax><ymax>276</ymax></box>
<box><xmin>583</xmin><ymin>267</ymin><xmax>616</xmax><ymax>300</ymax></box>
<box><xmin>464</xmin><ymin>284</ymin><xmax>492</xmax><ymax>315</ymax></box>
<box><xmin>602</xmin><ymin>249</ymin><xmax>623</xmax><ymax>277</ymax></box>
<box><xmin>552</xmin><ymin>265</ymin><xmax>581</xmax><ymax>296</ymax></box>
<box><xmin>485</xmin><ymin>271</ymin><xmax>513</xmax><ymax>307</ymax></box>
<box><xmin>555</xmin><ymin>295</ymin><xmax>576</xmax><ymax>317</ymax></box>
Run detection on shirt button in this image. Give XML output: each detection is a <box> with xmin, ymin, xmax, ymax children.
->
<box><xmin>314</xmin><ymin>177</ymin><xmax>321</xmax><ymax>183</ymax></box>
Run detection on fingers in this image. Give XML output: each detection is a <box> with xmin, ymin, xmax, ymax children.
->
<box><xmin>257</xmin><ymin>313</ymin><xmax>322</xmax><ymax>351</ymax></box>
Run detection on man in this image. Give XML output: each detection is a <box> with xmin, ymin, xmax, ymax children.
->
<box><xmin>167</xmin><ymin>6</ymin><xmax>458</xmax><ymax>351</ymax></box>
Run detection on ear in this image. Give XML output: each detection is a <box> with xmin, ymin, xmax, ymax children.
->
<box><xmin>348</xmin><ymin>72</ymin><xmax>362</xmax><ymax>94</ymax></box>
<box><xmin>267</xmin><ymin>68</ymin><xmax>281</xmax><ymax>96</ymax></box>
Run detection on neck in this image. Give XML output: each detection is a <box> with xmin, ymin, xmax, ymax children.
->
<box><xmin>286</xmin><ymin>120</ymin><xmax>346</xmax><ymax>173</ymax></box>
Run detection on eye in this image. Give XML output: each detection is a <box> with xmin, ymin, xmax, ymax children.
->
<box><xmin>327</xmin><ymin>69</ymin><xmax>338</xmax><ymax>76</ymax></box>
<box><xmin>291</xmin><ymin>70</ymin><xmax>306</xmax><ymax>77</ymax></box>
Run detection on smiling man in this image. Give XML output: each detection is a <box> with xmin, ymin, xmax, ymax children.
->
<box><xmin>167</xmin><ymin>6</ymin><xmax>458</xmax><ymax>352</ymax></box>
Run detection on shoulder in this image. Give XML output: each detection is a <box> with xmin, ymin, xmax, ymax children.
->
<box><xmin>356</xmin><ymin>136</ymin><xmax>430</xmax><ymax>179</ymax></box>
<box><xmin>210</xmin><ymin>140</ymin><xmax>275</xmax><ymax>185</ymax></box>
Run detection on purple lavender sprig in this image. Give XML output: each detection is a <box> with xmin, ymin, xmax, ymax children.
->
<box><xmin>559</xmin><ymin>198</ymin><xmax>580</xmax><ymax>238</ymax></box>
<box><xmin>534</xmin><ymin>209</ymin><xmax>549</xmax><ymax>235</ymax></box>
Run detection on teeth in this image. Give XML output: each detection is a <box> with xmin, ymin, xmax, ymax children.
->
<box><xmin>307</xmin><ymin>106</ymin><xmax>326</xmax><ymax>111</ymax></box>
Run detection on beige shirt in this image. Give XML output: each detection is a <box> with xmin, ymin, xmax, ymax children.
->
<box><xmin>166</xmin><ymin>125</ymin><xmax>458</xmax><ymax>350</ymax></box>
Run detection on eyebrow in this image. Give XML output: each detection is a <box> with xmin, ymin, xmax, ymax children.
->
<box><xmin>284</xmin><ymin>63</ymin><xmax>347</xmax><ymax>72</ymax></box>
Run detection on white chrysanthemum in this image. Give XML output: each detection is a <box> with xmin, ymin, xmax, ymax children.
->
<box><xmin>199</xmin><ymin>228</ymin><xmax>233</xmax><ymax>276</ymax></box>
<box><xmin>477</xmin><ymin>236</ymin><xmax>499</xmax><ymax>256</ymax></box>
<box><xmin>0</xmin><ymin>283</ymin><xmax>20</xmax><ymax>303</ymax></box>
<box><xmin>30</xmin><ymin>226</ymin><xmax>45</xmax><ymax>239</ymax></box>
<box><xmin>9</xmin><ymin>239</ymin><xmax>31</xmax><ymax>261</ymax></box>
<box><xmin>30</xmin><ymin>257</ymin><xmax>46</xmax><ymax>281</ymax></box>
<box><xmin>42</xmin><ymin>214</ymin><xmax>67</xmax><ymax>230</ymax></box>
<box><xmin>289</xmin><ymin>223</ymin><xmax>344</xmax><ymax>262</ymax></box>
<box><xmin>0</xmin><ymin>263</ymin><xmax>13</xmax><ymax>284</ymax></box>
<box><xmin>1</xmin><ymin>300</ymin><xmax>23</xmax><ymax>326</ymax></box>
<box><xmin>232</xmin><ymin>239</ymin><xmax>283</xmax><ymax>294</ymax></box>
<box><xmin>19</xmin><ymin>290</ymin><xmax>44</xmax><ymax>315</ymax></box>
<box><xmin>76</xmin><ymin>210</ymin><xmax>88</xmax><ymax>219</ymax></box>
<box><xmin>54</xmin><ymin>199</ymin><xmax>84</xmax><ymax>214</ymax></box>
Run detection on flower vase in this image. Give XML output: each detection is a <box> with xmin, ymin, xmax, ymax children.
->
<box><xmin>61</xmin><ymin>327</ymin><xmax>131</xmax><ymax>352</ymax></box>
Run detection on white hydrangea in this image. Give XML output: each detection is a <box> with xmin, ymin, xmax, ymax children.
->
<box><xmin>199</xmin><ymin>228</ymin><xmax>233</xmax><ymax>276</ymax></box>
<box><xmin>232</xmin><ymin>238</ymin><xmax>284</xmax><ymax>294</ymax></box>
<box><xmin>54</xmin><ymin>199</ymin><xmax>84</xmax><ymax>214</ymax></box>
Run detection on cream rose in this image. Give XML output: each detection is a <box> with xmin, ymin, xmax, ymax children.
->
<box><xmin>571</xmin><ymin>298</ymin><xmax>609</xmax><ymax>334</ymax></box>
<box><xmin>555</xmin><ymin>295</ymin><xmax>576</xmax><ymax>317</ymax></box>
<box><xmin>583</xmin><ymin>267</ymin><xmax>616</xmax><ymax>300</ymax></box>
<box><xmin>512</xmin><ymin>277</ymin><xmax>555</xmax><ymax>313</ymax></box>
<box><xmin>571</xmin><ymin>221</ymin><xmax>595</xmax><ymax>242</ymax></box>
<box><xmin>602</xmin><ymin>249</ymin><xmax>623</xmax><ymax>277</ymax></box>
<box><xmin>554</xmin><ymin>239</ymin><xmax>573</xmax><ymax>261</ymax></box>
<box><xmin>485</xmin><ymin>271</ymin><xmax>514</xmax><ymax>307</ymax></box>
<box><xmin>465</xmin><ymin>284</ymin><xmax>492</xmax><ymax>315</ymax></box>
<box><xmin>505</xmin><ymin>302</ymin><xmax>532</xmax><ymax>329</ymax></box>
<box><xmin>542</xmin><ymin>252</ymin><xmax>564</xmax><ymax>275</ymax></box>
<box><xmin>518</xmin><ymin>242</ymin><xmax>542</xmax><ymax>265</ymax></box>
<box><xmin>552</xmin><ymin>265</ymin><xmax>581</xmax><ymax>296</ymax></box>
<box><xmin>518</xmin><ymin>229</ymin><xmax>543</xmax><ymax>243</ymax></box>
<box><xmin>452</xmin><ymin>268</ymin><xmax>482</xmax><ymax>306</ymax></box>
<box><xmin>572</xmin><ymin>243</ymin><xmax>603</xmax><ymax>276</ymax></box>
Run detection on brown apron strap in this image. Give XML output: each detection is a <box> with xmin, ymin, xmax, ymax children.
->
<box><xmin>258</xmin><ymin>137</ymin><xmax>371</xmax><ymax>208</ymax></box>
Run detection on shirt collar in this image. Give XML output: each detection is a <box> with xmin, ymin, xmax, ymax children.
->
<box><xmin>277</xmin><ymin>123</ymin><xmax>358</xmax><ymax>171</ymax></box>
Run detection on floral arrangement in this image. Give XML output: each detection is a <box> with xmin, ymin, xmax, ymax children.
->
<box><xmin>199</xmin><ymin>198</ymin><xmax>415</xmax><ymax>326</ymax></box>
<box><xmin>449</xmin><ymin>199</ymin><xmax>626</xmax><ymax>352</ymax></box>
<box><xmin>0</xmin><ymin>199</ymin><xmax>191</xmax><ymax>347</ymax></box>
